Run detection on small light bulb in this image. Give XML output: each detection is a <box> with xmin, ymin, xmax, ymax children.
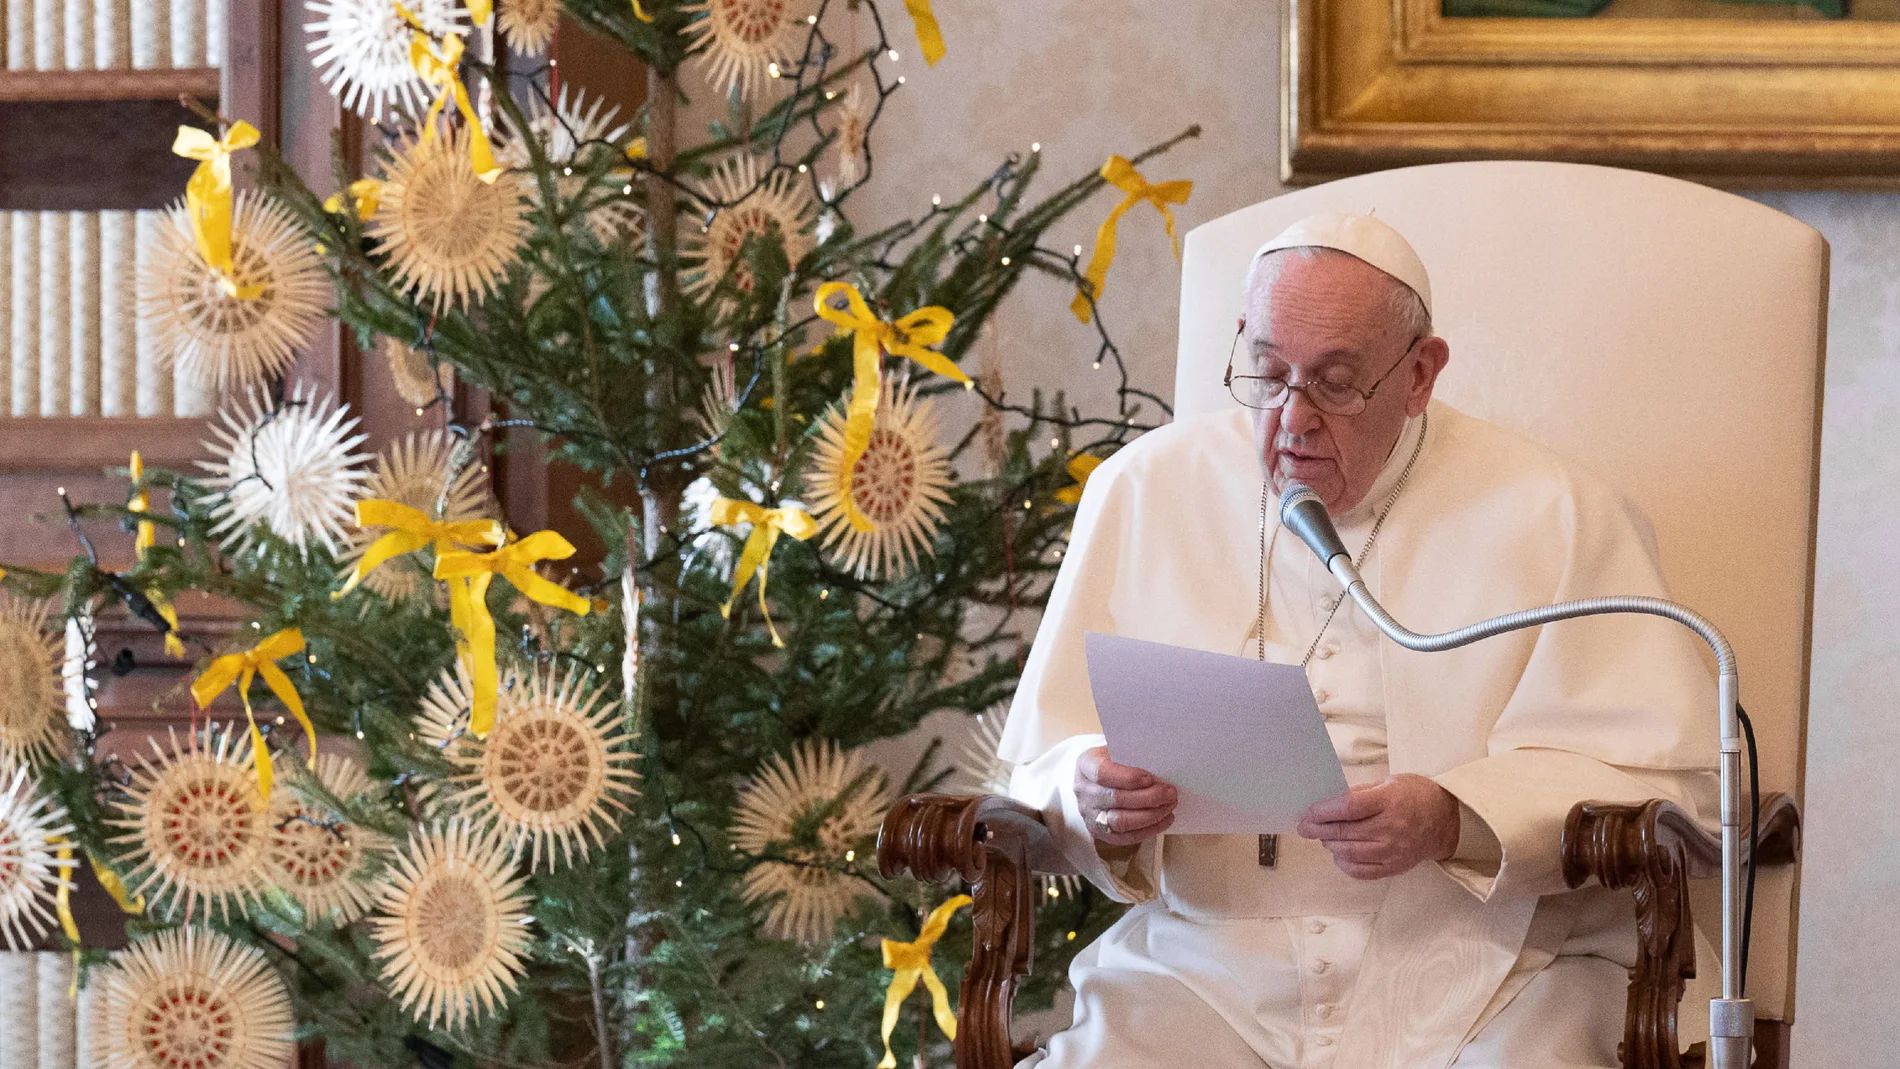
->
<box><xmin>806</xmin><ymin>14</ymin><xmax>817</xmax><ymax>22</ymax></box>
<box><xmin>670</xmin><ymin>832</ymin><xmax>682</xmax><ymax>846</ymax></box>
<box><xmin>897</xmin><ymin>75</ymin><xmax>906</xmax><ymax>85</ymax></box>
<box><xmin>1067</xmin><ymin>930</ymin><xmax>1077</xmax><ymax>941</ymax></box>
<box><xmin>815</xmin><ymin>999</ymin><xmax>826</xmax><ymax>1010</ymax></box>
<box><xmin>825</xmin><ymin>90</ymin><xmax>836</xmax><ymax>100</ymax></box>
<box><xmin>55</xmin><ymin>486</ymin><xmax>64</xmax><ymax>496</ymax></box>
<box><xmin>1050</xmin><ymin>437</ymin><xmax>1060</xmax><ymax>449</ymax></box>
<box><xmin>844</xmin><ymin>849</ymin><xmax>856</xmax><ymax>862</ymax></box>
<box><xmin>622</xmin><ymin>184</ymin><xmax>634</xmax><ymax>194</ymax></box>
<box><xmin>1092</xmin><ymin>361</ymin><xmax>1102</xmax><ymax>370</ymax></box>
<box><xmin>1032</xmin><ymin>142</ymin><xmax>1042</xmax><ymax>152</ymax></box>
<box><xmin>1074</xmin><ymin>244</ymin><xmax>1084</xmax><ymax>257</ymax></box>
<box><xmin>563</xmin><ymin>166</ymin><xmax>573</xmax><ymax>176</ymax></box>
<box><xmin>931</xmin><ymin>194</ymin><xmax>942</xmax><ymax>206</ymax></box>
<box><xmin>1047</xmin><ymin>885</ymin><xmax>1059</xmax><ymax>898</ymax></box>
<box><xmin>767</xmin><ymin>62</ymin><xmax>781</xmax><ymax>78</ymax></box>
<box><xmin>274</xmin><ymin>716</ymin><xmax>285</xmax><ymax>726</ymax></box>
<box><xmin>888</xmin><ymin>49</ymin><xmax>900</xmax><ymax>61</ymax></box>
<box><xmin>819</xmin><ymin>588</ymin><xmax>830</xmax><ymax>600</ymax></box>
<box><xmin>548</xmin><ymin>58</ymin><xmax>558</xmax><ymax>67</ymax></box>
<box><xmin>355</xmin><ymin>730</ymin><xmax>365</xmax><ymax>740</ymax></box>
<box><xmin>797</xmin><ymin>163</ymin><xmax>808</xmax><ymax>173</ymax></box>
<box><xmin>1024</xmin><ymin>499</ymin><xmax>1033</xmax><ymax>510</ymax></box>
<box><xmin>307</xmin><ymin>655</ymin><xmax>317</xmax><ymax>664</ymax></box>
<box><xmin>977</xmin><ymin>214</ymin><xmax>988</xmax><ymax>223</ymax></box>
<box><xmin>415</xmin><ymin>407</ymin><xmax>425</xmax><ymax>416</ymax></box>
<box><xmin>675</xmin><ymin>878</ymin><xmax>683</xmax><ymax>887</ymax></box>
<box><xmin>251</xmin><ymin>621</ymin><xmax>262</xmax><ymax>629</ymax></box>
<box><xmin>728</xmin><ymin>341</ymin><xmax>741</xmax><ymax>352</ymax></box>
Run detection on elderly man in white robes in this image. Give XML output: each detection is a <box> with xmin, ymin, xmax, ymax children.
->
<box><xmin>999</xmin><ymin>214</ymin><xmax>1719</xmax><ymax>1069</ymax></box>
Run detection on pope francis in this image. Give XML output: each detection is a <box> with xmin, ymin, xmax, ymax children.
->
<box><xmin>998</xmin><ymin>214</ymin><xmax>1720</xmax><ymax>1069</ymax></box>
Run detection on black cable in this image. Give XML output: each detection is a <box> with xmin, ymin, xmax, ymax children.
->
<box><xmin>1737</xmin><ymin>702</ymin><xmax>1761</xmax><ymax>995</ymax></box>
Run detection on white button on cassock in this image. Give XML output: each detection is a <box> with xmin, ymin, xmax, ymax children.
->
<box><xmin>1311</xmin><ymin>959</ymin><xmax>1331</xmax><ymax>975</ymax></box>
<box><xmin>1315</xmin><ymin>1035</ymin><xmax>1335</xmax><ymax>1047</ymax></box>
<box><xmin>1308</xmin><ymin>920</ymin><xmax>1328</xmax><ymax>934</ymax></box>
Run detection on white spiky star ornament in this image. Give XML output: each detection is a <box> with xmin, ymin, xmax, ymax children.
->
<box><xmin>266</xmin><ymin>752</ymin><xmax>390</xmax><ymax>924</ymax></box>
<box><xmin>306</xmin><ymin>0</ymin><xmax>469</xmax><ymax>120</ymax></box>
<box><xmin>338</xmin><ymin>430</ymin><xmax>491</xmax><ymax>604</ymax></box>
<box><xmin>419</xmin><ymin>664</ymin><xmax>638</xmax><ymax>870</ymax></box>
<box><xmin>494</xmin><ymin>86</ymin><xmax>645</xmax><ymax>245</ymax></box>
<box><xmin>806</xmin><ymin>380</ymin><xmax>954</xmax><ymax>580</ymax></box>
<box><xmin>0</xmin><ymin>592</ymin><xmax>64</xmax><ymax>772</ymax></box>
<box><xmin>680</xmin><ymin>0</ymin><xmax>813</xmax><ymax>98</ymax></box>
<box><xmin>731</xmin><ymin>740</ymin><xmax>891</xmax><ymax>945</ymax></box>
<box><xmin>137</xmin><ymin>191</ymin><xmax>329</xmax><ymax>396</ymax></box>
<box><xmin>200</xmin><ymin>384</ymin><xmax>373</xmax><ymax>557</ymax></box>
<box><xmin>106</xmin><ymin>726</ymin><xmax>273</xmax><ymax>922</ymax></box>
<box><xmin>97</xmin><ymin>926</ymin><xmax>295</xmax><ymax>1069</ymax></box>
<box><xmin>370</xmin><ymin>131</ymin><xmax>534</xmax><ymax>312</ymax></box>
<box><xmin>832</xmin><ymin>82</ymin><xmax>873</xmax><ymax>187</ymax></box>
<box><xmin>0</xmin><ymin>768</ymin><xmax>76</xmax><ymax>950</ymax></box>
<box><xmin>684</xmin><ymin>155</ymin><xmax>815</xmax><ymax>306</ymax></box>
<box><xmin>369</xmin><ymin>820</ymin><xmax>533</xmax><ymax>1031</ymax></box>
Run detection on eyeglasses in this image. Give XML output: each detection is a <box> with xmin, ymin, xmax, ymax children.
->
<box><xmin>1222</xmin><ymin>332</ymin><xmax>1424</xmax><ymax>416</ymax></box>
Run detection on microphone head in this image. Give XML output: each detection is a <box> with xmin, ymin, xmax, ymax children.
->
<box><xmin>1278</xmin><ymin>483</ymin><xmax>1324</xmax><ymax>528</ymax></box>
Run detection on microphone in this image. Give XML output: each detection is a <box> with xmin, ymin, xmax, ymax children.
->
<box><xmin>1272</xmin><ymin>480</ymin><xmax>1756</xmax><ymax>1069</ymax></box>
<box><xmin>1278</xmin><ymin>484</ymin><xmax>1349</xmax><ymax>567</ymax></box>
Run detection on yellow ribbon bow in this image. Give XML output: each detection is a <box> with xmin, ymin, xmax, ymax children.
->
<box><xmin>127</xmin><ymin>453</ymin><xmax>185</xmax><ymax>657</ymax></box>
<box><xmin>1053</xmin><ymin>453</ymin><xmax>1103</xmax><ymax>506</ymax></box>
<box><xmin>1069</xmin><ymin>155</ymin><xmax>1192</xmax><ymax>323</ymax></box>
<box><xmin>172</xmin><ymin>122</ymin><xmax>263</xmax><ymax>299</ymax></box>
<box><xmin>709</xmin><ymin>499</ymin><xmax>817</xmax><ymax>649</ymax></box>
<box><xmin>189</xmin><ymin>628</ymin><xmax>314</xmax><ymax>805</ymax></box>
<box><xmin>901</xmin><ymin>0</ymin><xmax>946</xmax><ymax>65</ymax></box>
<box><xmin>813</xmin><ymin>281</ymin><xmax>966</xmax><ymax>532</ymax></box>
<box><xmin>878</xmin><ymin>894</ymin><xmax>973</xmax><ymax>1069</ymax></box>
<box><xmin>434</xmin><ymin>532</ymin><xmax>593</xmax><ymax>738</ymax></box>
<box><xmin>323</xmin><ymin>177</ymin><xmax>385</xmax><ymax>220</ymax></box>
<box><xmin>334</xmin><ymin>499</ymin><xmax>502</xmax><ymax>599</ymax></box>
<box><xmin>402</xmin><ymin>12</ymin><xmax>501</xmax><ymax>183</ymax></box>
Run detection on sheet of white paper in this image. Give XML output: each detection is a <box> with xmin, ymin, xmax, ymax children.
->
<box><xmin>1084</xmin><ymin>632</ymin><xmax>1348</xmax><ymax>834</ymax></box>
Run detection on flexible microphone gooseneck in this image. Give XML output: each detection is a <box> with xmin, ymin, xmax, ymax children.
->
<box><xmin>1277</xmin><ymin>483</ymin><xmax>1755</xmax><ymax>1069</ymax></box>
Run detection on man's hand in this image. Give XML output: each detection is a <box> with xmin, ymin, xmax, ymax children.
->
<box><xmin>1295</xmin><ymin>774</ymin><xmax>1462</xmax><ymax>881</ymax></box>
<box><xmin>1075</xmin><ymin>746</ymin><xmax>1178</xmax><ymax>847</ymax></box>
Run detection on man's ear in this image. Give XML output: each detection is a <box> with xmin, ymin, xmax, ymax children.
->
<box><xmin>1405</xmin><ymin>337</ymin><xmax>1451</xmax><ymax>417</ymax></box>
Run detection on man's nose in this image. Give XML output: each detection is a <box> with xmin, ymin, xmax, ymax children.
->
<box><xmin>1281</xmin><ymin>389</ymin><xmax>1326</xmax><ymax>436</ymax></box>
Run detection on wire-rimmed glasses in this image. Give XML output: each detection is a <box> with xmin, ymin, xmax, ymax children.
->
<box><xmin>1223</xmin><ymin>332</ymin><xmax>1424</xmax><ymax>416</ymax></box>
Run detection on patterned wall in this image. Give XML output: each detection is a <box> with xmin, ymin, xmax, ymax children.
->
<box><xmin>850</xmin><ymin>2</ymin><xmax>1900</xmax><ymax>1063</ymax></box>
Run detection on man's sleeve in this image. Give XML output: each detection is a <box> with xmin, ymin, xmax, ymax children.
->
<box><xmin>998</xmin><ymin>458</ymin><xmax>1161</xmax><ymax>904</ymax></box>
<box><xmin>1431</xmin><ymin>479</ymin><xmax>1721</xmax><ymax>902</ymax></box>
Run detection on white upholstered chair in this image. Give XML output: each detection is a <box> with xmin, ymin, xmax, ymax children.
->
<box><xmin>882</xmin><ymin>161</ymin><xmax>1820</xmax><ymax>1068</ymax></box>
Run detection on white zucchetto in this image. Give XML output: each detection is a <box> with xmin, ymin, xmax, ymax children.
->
<box><xmin>1252</xmin><ymin>212</ymin><xmax>1433</xmax><ymax>317</ymax></box>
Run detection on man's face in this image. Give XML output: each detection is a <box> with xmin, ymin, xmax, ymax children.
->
<box><xmin>1240</xmin><ymin>251</ymin><xmax>1448</xmax><ymax>513</ymax></box>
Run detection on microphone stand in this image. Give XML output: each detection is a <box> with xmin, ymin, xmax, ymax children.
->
<box><xmin>1280</xmin><ymin>486</ymin><xmax>1753</xmax><ymax>1069</ymax></box>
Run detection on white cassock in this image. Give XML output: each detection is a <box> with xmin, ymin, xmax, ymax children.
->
<box><xmin>1001</xmin><ymin>401</ymin><xmax>1719</xmax><ymax>1069</ymax></box>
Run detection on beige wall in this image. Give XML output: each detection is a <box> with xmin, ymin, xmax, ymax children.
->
<box><xmin>849</xmin><ymin>3</ymin><xmax>1900</xmax><ymax>1064</ymax></box>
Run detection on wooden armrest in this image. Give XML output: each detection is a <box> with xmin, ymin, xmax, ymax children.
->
<box><xmin>1561</xmin><ymin>792</ymin><xmax>1801</xmax><ymax>1069</ymax></box>
<box><xmin>879</xmin><ymin>794</ymin><xmax>1063</xmax><ymax>1069</ymax></box>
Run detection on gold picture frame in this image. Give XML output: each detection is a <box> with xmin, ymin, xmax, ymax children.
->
<box><xmin>1284</xmin><ymin>0</ymin><xmax>1900</xmax><ymax>187</ymax></box>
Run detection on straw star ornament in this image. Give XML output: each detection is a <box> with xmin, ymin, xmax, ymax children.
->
<box><xmin>806</xmin><ymin>380</ymin><xmax>954</xmax><ymax>580</ymax></box>
<box><xmin>265</xmin><ymin>752</ymin><xmax>391</xmax><ymax>924</ymax></box>
<box><xmin>432</xmin><ymin>664</ymin><xmax>639</xmax><ymax>870</ymax></box>
<box><xmin>106</xmin><ymin>726</ymin><xmax>273</xmax><ymax>922</ymax></box>
<box><xmin>0</xmin><ymin>592</ymin><xmax>64</xmax><ymax>772</ymax></box>
<box><xmin>370</xmin><ymin>131</ymin><xmax>534</xmax><ymax>311</ymax></box>
<box><xmin>497</xmin><ymin>0</ymin><xmax>561</xmax><ymax>53</ymax></box>
<box><xmin>383</xmin><ymin>336</ymin><xmax>456</xmax><ymax>409</ymax></box>
<box><xmin>369</xmin><ymin>820</ymin><xmax>534</xmax><ymax>1030</ymax></box>
<box><xmin>680</xmin><ymin>0</ymin><xmax>814</xmax><ymax>97</ymax></box>
<box><xmin>732</xmin><ymin>740</ymin><xmax>891</xmax><ymax>945</ymax></box>
<box><xmin>138</xmin><ymin>191</ymin><xmax>329</xmax><ymax>396</ymax></box>
<box><xmin>685</xmin><ymin>155</ymin><xmax>815</xmax><ymax>306</ymax></box>
<box><xmin>97</xmin><ymin>926</ymin><xmax>295</xmax><ymax>1069</ymax></box>
<box><xmin>494</xmin><ymin>86</ymin><xmax>646</xmax><ymax>245</ymax></box>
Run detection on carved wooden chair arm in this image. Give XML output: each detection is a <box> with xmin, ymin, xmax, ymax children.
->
<box><xmin>1561</xmin><ymin>791</ymin><xmax>1801</xmax><ymax>1069</ymax></box>
<box><xmin>878</xmin><ymin>793</ymin><xmax>1066</xmax><ymax>1069</ymax></box>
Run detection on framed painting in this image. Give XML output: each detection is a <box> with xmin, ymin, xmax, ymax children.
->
<box><xmin>1284</xmin><ymin>0</ymin><xmax>1900</xmax><ymax>186</ymax></box>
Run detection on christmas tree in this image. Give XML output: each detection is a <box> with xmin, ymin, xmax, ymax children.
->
<box><xmin>0</xmin><ymin>1</ymin><xmax>1196</xmax><ymax>1065</ymax></box>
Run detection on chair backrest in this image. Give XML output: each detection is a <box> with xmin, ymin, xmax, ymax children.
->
<box><xmin>1175</xmin><ymin>161</ymin><xmax>1825</xmax><ymax>1021</ymax></box>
